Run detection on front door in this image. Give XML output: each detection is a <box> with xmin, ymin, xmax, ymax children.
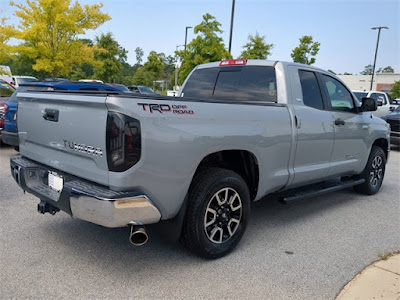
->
<box><xmin>319</xmin><ymin>74</ymin><xmax>370</xmax><ymax>176</ymax></box>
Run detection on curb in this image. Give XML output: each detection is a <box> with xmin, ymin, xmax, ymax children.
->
<box><xmin>336</xmin><ymin>254</ymin><xmax>400</xmax><ymax>300</ymax></box>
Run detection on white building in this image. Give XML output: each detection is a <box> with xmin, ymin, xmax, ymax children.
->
<box><xmin>338</xmin><ymin>73</ymin><xmax>400</xmax><ymax>93</ymax></box>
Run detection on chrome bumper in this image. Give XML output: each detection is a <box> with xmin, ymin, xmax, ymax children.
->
<box><xmin>10</xmin><ymin>155</ymin><xmax>161</xmax><ymax>228</ymax></box>
<box><xmin>70</xmin><ymin>191</ymin><xmax>161</xmax><ymax>228</ymax></box>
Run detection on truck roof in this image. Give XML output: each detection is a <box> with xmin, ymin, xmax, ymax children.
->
<box><xmin>196</xmin><ymin>59</ymin><xmax>330</xmax><ymax>74</ymax></box>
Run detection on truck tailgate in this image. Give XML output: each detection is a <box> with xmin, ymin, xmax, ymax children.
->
<box><xmin>17</xmin><ymin>92</ymin><xmax>109</xmax><ymax>186</ymax></box>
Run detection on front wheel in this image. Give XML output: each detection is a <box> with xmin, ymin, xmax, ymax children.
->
<box><xmin>180</xmin><ymin>168</ymin><xmax>250</xmax><ymax>259</ymax></box>
<box><xmin>354</xmin><ymin>146</ymin><xmax>386</xmax><ymax>195</ymax></box>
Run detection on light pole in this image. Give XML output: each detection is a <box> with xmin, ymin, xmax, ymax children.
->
<box><xmin>370</xmin><ymin>26</ymin><xmax>389</xmax><ymax>90</ymax></box>
<box><xmin>175</xmin><ymin>45</ymin><xmax>184</xmax><ymax>92</ymax></box>
<box><xmin>184</xmin><ymin>26</ymin><xmax>192</xmax><ymax>50</ymax></box>
<box><xmin>228</xmin><ymin>0</ymin><xmax>236</xmax><ymax>53</ymax></box>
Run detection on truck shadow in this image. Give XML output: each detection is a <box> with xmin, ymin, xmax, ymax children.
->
<box><xmin>42</xmin><ymin>186</ymin><xmax>367</xmax><ymax>271</ymax></box>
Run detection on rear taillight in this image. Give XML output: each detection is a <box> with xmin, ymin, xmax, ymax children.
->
<box><xmin>4</xmin><ymin>103</ymin><xmax>8</xmax><ymax>112</ymax></box>
<box><xmin>106</xmin><ymin>112</ymin><xmax>141</xmax><ymax>172</ymax></box>
<box><xmin>0</xmin><ymin>104</ymin><xmax>5</xmax><ymax>127</ymax></box>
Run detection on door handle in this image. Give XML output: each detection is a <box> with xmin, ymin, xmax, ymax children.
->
<box><xmin>334</xmin><ymin>118</ymin><xmax>345</xmax><ymax>126</ymax></box>
<box><xmin>43</xmin><ymin>109</ymin><xmax>59</xmax><ymax>122</ymax></box>
<box><xmin>295</xmin><ymin>115</ymin><xmax>301</xmax><ymax>128</ymax></box>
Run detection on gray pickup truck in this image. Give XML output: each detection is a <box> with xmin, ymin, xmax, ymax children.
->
<box><xmin>10</xmin><ymin>59</ymin><xmax>390</xmax><ymax>258</ymax></box>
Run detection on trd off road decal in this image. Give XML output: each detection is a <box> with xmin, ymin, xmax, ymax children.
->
<box><xmin>138</xmin><ymin>103</ymin><xmax>194</xmax><ymax>115</ymax></box>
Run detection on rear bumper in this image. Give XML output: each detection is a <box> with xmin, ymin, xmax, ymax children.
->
<box><xmin>10</xmin><ymin>156</ymin><xmax>161</xmax><ymax>228</ymax></box>
<box><xmin>1</xmin><ymin>130</ymin><xmax>19</xmax><ymax>146</ymax></box>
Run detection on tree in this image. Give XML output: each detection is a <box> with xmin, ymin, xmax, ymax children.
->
<box><xmin>176</xmin><ymin>13</ymin><xmax>232</xmax><ymax>84</ymax></box>
<box><xmin>343</xmin><ymin>72</ymin><xmax>352</xmax><ymax>75</ymax></box>
<box><xmin>10</xmin><ymin>0</ymin><xmax>110</xmax><ymax>80</ymax></box>
<box><xmin>0</xmin><ymin>16</ymin><xmax>14</xmax><ymax>72</ymax></box>
<box><xmin>291</xmin><ymin>35</ymin><xmax>320</xmax><ymax>65</ymax></box>
<box><xmin>239</xmin><ymin>32</ymin><xmax>274</xmax><ymax>59</ymax></box>
<box><xmin>131</xmin><ymin>67</ymin><xmax>152</xmax><ymax>86</ymax></box>
<box><xmin>131</xmin><ymin>51</ymin><xmax>168</xmax><ymax>88</ymax></box>
<box><xmin>135</xmin><ymin>47</ymin><xmax>144</xmax><ymax>66</ymax></box>
<box><xmin>360</xmin><ymin>64</ymin><xmax>373</xmax><ymax>75</ymax></box>
<box><xmin>93</xmin><ymin>32</ymin><xmax>127</xmax><ymax>83</ymax></box>
<box><xmin>377</xmin><ymin>66</ymin><xmax>394</xmax><ymax>73</ymax></box>
<box><xmin>390</xmin><ymin>81</ymin><xmax>400</xmax><ymax>99</ymax></box>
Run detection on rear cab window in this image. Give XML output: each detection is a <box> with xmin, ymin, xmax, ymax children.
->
<box><xmin>181</xmin><ymin>66</ymin><xmax>277</xmax><ymax>103</ymax></box>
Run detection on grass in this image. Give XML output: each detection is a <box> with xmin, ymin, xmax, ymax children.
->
<box><xmin>378</xmin><ymin>250</ymin><xmax>400</xmax><ymax>261</ymax></box>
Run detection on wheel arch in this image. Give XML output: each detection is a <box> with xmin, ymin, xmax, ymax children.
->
<box><xmin>193</xmin><ymin>150</ymin><xmax>259</xmax><ymax>201</ymax></box>
<box><xmin>372</xmin><ymin>138</ymin><xmax>389</xmax><ymax>160</ymax></box>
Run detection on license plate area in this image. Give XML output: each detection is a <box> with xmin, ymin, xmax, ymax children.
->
<box><xmin>48</xmin><ymin>172</ymin><xmax>63</xmax><ymax>192</ymax></box>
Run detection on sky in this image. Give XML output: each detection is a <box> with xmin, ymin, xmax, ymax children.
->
<box><xmin>1</xmin><ymin>0</ymin><xmax>399</xmax><ymax>74</ymax></box>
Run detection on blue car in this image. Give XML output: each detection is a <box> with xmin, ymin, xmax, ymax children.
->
<box><xmin>1</xmin><ymin>81</ymin><xmax>123</xmax><ymax>150</ymax></box>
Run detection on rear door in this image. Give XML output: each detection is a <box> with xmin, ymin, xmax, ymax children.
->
<box><xmin>288</xmin><ymin>66</ymin><xmax>335</xmax><ymax>186</ymax></box>
<box><xmin>17</xmin><ymin>91</ymin><xmax>109</xmax><ymax>186</ymax></box>
<box><xmin>319</xmin><ymin>74</ymin><xmax>370</xmax><ymax>176</ymax></box>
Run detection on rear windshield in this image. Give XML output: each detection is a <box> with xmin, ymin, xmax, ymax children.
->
<box><xmin>181</xmin><ymin>66</ymin><xmax>277</xmax><ymax>102</ymax></box>
<box><xmin>17</xmin><ymin>77</ymin><xmax>38</xmax><ymax>84</ymax></box>
<box><xmin>353</xmin><ymin>92</ymin><xmax>368</xmax><ymax>101</ymax></box>
<box><xmin>139</xmin><ymin>86</ymin><xmax>155</xmax><ymax>93</ymax></box>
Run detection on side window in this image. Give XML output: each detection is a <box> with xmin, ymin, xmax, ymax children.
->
<box><xmin>321</xmin><ymin>75</ymin><xmax>355</xmax><ymax>112</ymax></box>
<box><xmin>298</xmin><ymin>70</ymin><xmax>324</xmax><ymax>110</ymax></box>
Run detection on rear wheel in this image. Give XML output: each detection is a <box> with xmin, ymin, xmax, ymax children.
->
<box><xmin>354</xmin><ymin>146</ymin><xmax>386</xmax><ymax>195</ymax></box>
<box><xmin>180</xmin><ymin>168</ymin><xmax>250</xmax><ymax>259</ymax></box>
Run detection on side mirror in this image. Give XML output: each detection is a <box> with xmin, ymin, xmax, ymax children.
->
<box><xmin>389</xmin><ymin>106</ymin><xmax>395</xmax><ymax>112</ymax></box>
<box><xmin>377</xmin><ymin>97</ymin><xmax>384</xmax><ymax>106</ymax></box>
<box><xmin>361</xmin><ymin>97</ymin><xmax>377</xmax><ymax>112</ymax></box>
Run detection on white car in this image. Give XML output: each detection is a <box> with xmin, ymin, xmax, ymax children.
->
<box><xmin>78</xmin><ymin>79</ymin><xmax>104</xmax><ymax>84</ymax></box>
<box><xmin>0</xmin><ymin>65</ymin><xmax>12</xmax><ymax>85</ymax></box>
<box><xmin>352</xmin><ymin>90</ymin><xmax>398</xmax><ymax>118</ymax></box>
<box><xmin>11</xmin><ymin>76</ymin><xmax>38</xmax><ymax>88</ymax></box>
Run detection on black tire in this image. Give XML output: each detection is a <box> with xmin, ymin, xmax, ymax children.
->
<box><xmin>13</xmin><ymin>146</ymin><xmax>19</xmax><ymax>152</ymax></box>
<box><xmin>180</xmin><ymin>168</ymin><xmax>250</xmax><ymax>259</ymax></box>
<box><xmin>354</xmin><ymin>146</ymin><xmax>386</xmax><ymax>195</ymax></box>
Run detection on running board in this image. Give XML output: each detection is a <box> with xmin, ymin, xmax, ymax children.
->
<box><xmin>280</xmin><ymin>178</ymin><xmax>365</xmax><ymax>203</ymax></box>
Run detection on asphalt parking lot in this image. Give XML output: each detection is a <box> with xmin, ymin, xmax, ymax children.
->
<box><xmin>0</xmin><ymin>143</ymin><xmax>399</xmax><ymax>299</ymax></box>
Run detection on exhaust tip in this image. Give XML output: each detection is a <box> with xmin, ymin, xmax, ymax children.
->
<box><xmin>129</xmin><ymin>226</ymin><xmax>148</xmax><ymax>246</ymax></box>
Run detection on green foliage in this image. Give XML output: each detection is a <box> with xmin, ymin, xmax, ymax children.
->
<box><xmin>343</xmin><ymin>72</ymin><xmax>352</xmax><ymax>75</ymax></box>
<box><xmin>176</xmin><ymin>13</ymin><xmax>232</xmax><ymax>84</ymax></box>
<box><xmin>377</xmin><ymin>66</ymin><xmax>394</xmax><ymax>73</ymax></box>
<box><xmin>131</xmin><ymin>51</ymin><xmax>176</xmax><ymax>90</ymax></box>
<box><xmin>144</xmin><ymin>51</ymin><xmax>165</xmax><ymax>79</ymax></box>
<box><xmin>390</xmin><ymin>81</ymin><xmax>400</xmax><ymax>99</ymax></box>
<box><xmin>239</xmin><ymin>32</ymin><xmax>273</xmax><ymax>59</ymax></box>
<box><xmin>10</xmin><ymin>0</ymin><xmax>110</xmax><ymax>79</ymax></box>
<box><xmin>132</xmin><ymin>66</ymin><xmax>152</xmax><ymax>86</ymax></box>
<box><xmin>291</xmin><ymin>35</ymin><xmax>320</xmax><ymax>65</ymax></box>
<box><xmin>360</xmin><ymin>64</ymin><xmax>373</xmax><ymax>75</ymax></box>
<box><xmin>135</xmin><ymin>47</ymin><xmax>144</xmax><ymax>66</ymax></box>
<box><xmin>93</xmin><ymin>32</ymin><xmax>126</xmax><ymax>83</ymax></box>
<box><xmin>0</xmin><ymin>16</ymin><xmax>14</xmax><ymax>73</ymax></box>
